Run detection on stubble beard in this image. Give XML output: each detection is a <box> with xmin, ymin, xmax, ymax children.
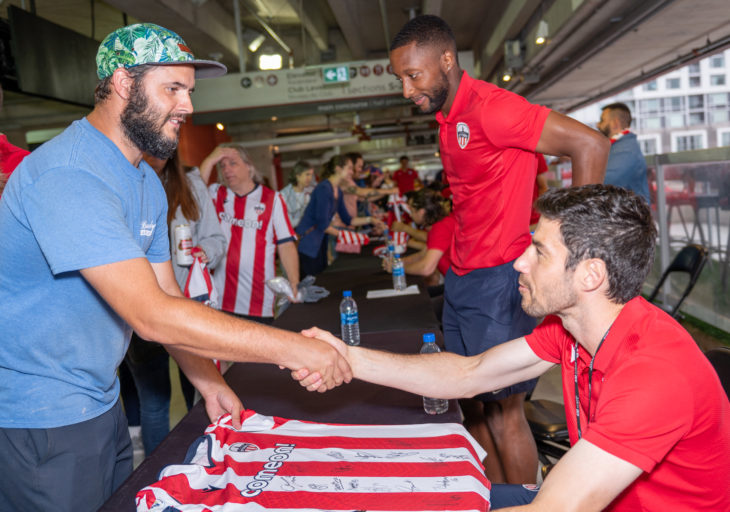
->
<box><xmin>420</xmin><ymin>72</ymin><xmax>449</xmax><ymax>114</ymax></box>
<box><xmin>121</xmin><ymin>82</ymin><xmax>179</xmax><ymax>160</ymax></box>
<box><xmin>520</xmin><ymin>276</ymin><xmax>577</xmax><ymax>318</ymax></box>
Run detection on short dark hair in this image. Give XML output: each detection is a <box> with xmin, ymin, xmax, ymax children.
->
<box><xmin>390</xmin><ymin>14</ymin><xmax>458</xmax><ymax>61</ymax></box>
<box><xmin>602</xmin><ymin>102</ymin><xmax>632</xmax><ymax>128</ymax></box>
<box><xmin>94</xmin><ymin>64</ymin><xmax>154</xmax><ymax>104</ymax></box>
<box><xmin>344</xmin><ymin>152</ymin><xmax>363</xmax><ymax>165</ymax></box>
<box><xmin>405</xmin><ymin>189</ymin><xmax>445</xmax><ymax>226</ymax></box>
<box><xmin>288</xmin><ymin>160</ymin><xmax>312</xmax><ymax>185</ymax></box>
<box><xmin>536</xmin><ymin>185</ymin><xmax>656</xmax><ymax>304</ymax></box>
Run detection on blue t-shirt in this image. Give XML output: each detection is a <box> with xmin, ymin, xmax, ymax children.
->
<box><xmin>0</xmin><ymin>118</ymin><xmax>169</xmax><ymax>428</ymax></box>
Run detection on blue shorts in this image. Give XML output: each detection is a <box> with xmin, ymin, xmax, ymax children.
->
<box><xmin>490</xmin><ymin>483</ymin><xmax>540</xmax><ymax>509</ymax></box>
<box><xmin>443</xmin><ymin>261</ymin><xmax>537</xmax><ymax>401</ymax></box>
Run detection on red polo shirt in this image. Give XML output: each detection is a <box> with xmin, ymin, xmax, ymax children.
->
<box><xmin>392</xmin><ymin>167</ymin><xmax>420</xmax><ymax>195</ymax></box>
<box><xmin>426</xmin><ymin>213</ymin><xmax>456</xmax><ymax>276</ymax></box>
<box><xmin>436</xmin><ymin>72</ymin><xmax>550</xmax><ymax>275</ymax></box>
<box><xmin>526</xmin><ymin>297</ymin><xmax>730</xmax><ymax>511</ymax></box>
<box><xmin>0</xmin><ymin>134</ymin><xmax>30</xmax><ymax>194</ymax></box>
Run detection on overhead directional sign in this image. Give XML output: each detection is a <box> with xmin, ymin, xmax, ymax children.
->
<box><xmin>323</xmin><ymin>65</ymin><xmax>349</xmax><ymax>84</ymax></box>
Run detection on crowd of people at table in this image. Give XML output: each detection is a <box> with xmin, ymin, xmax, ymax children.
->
<box><xmin>0</xmin><ymin>13</ymin><xmax>727</xmax><ymax>512</ymax></box>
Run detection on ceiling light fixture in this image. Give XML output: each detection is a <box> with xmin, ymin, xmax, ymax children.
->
<box><xmin>215</xmin><ymin>122</ymin><xmax>225</xmax><ymax>131</ymax></box>
<box><xmin>535</xmin><ymin>20</ymin><xmax>549</xmax><ymax>45</ymax></box>
<box><xmin>248</xmin><ymin>34</ymin><xmax>266</xmax><ymax>53</ymax></box>
<box><xmin>502</xmin><ymin>68</ymin><xmax>513</xmax><ymax>82</ymax></box>
<box><xmin>259</xmin><ymin>53</ymin><xmax>282</xmax><ymax>70</ymax></box>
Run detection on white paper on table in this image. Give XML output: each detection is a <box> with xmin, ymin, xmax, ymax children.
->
<box><xmin>366</xmin><ymin>284</ymin><xmax>420</xmax><ymax>299</ymax></box>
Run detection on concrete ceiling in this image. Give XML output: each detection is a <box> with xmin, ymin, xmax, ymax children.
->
<box><xmin>0</xmin><ymin>0</ymin><xmax>728</xmax><ymax>166</ymax></box>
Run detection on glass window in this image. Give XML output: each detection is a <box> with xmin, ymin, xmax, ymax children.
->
<box><xmin>640</xmin><ymin>98</ymin><xmax>661</xmax><ymax>113</ymax></box>
<box><xmin>689</xmin><ymin>95</ymin><xmax>704</xmax><ymax>109</ymax></box>
<box><xmin>689</xmin><ymin>112</ymin><xmax>705</xmax><ymax>125</ymax></box>
<box><xmin>666</xmin><ymin>113</ymin><xmax>685</xmax><ymax>127</ymax></box>
<box><xmin>708</xmin><ymin>93</ymin><xmax>728</xmax><ymax>107</ymax></box>
<box><xmin>711</xmin><ymin>110</ymin><xmax>729</xmax><ymax>123</ymax></box>
<box><xmin>675</xmin><ymin>134</ymin><xmax>704</xmax><ymax>152</ymax></box>
<box><xmin>721</xmin><ymin>132</ymin><xmax>730</xmax><ymax>147</ymax></box>
<box><xmin>666</xmin><ymin>97</ymin><xmax>683</xmax><ymax>111</ymax></box>
<box><xmin>639</xmin><ymin>139</ymin><xmax>657</xmax><ymax>155</ymax></box>
<box><xmin>710</xmin><ymin>74</ymin><xmax>727</xmax><ymax>86</ymax></box>
<box><xmin>642</xmin><ymin>80</ymin><xmax>658</xmax><ymax>91</ymax></box>
<box><xmin>689</xmin><ymin>62</ymin><xmax>700</xmax><ymax>73</ymax></box>
<box><xmin>642</xmin><ymin>117</ymin><xmax>662</xmax><ymax>130</ymax></box>
<box><xmin>710</xmin><ymin>54</ymin><xmax>725</xmax><ymax>68</ymax></box>
<box><xmin>689</xmin><ymin>76</ymin><xmax>701</xmax><ymax>87</ymax></box>
<box><xmin>666</xmin><ymin>78</ymin><xmax>680</xmax><ymax>89</ymax></box>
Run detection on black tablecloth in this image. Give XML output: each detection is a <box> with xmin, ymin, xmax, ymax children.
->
<box><xmin>100</xmin><ymin>329</ymin><xmax>457</xmax><ymax>511</ymax></box>
<box><xmin>274</xmin><ymin>266</ymin><xmax>439</xmax><ymax>334</ymax></box>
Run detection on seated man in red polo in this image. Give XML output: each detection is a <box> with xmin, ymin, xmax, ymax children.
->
<box><xmin>297</xmin><ymin>185</ymin><xmax>730</xmax><ymax>512</ymax></box>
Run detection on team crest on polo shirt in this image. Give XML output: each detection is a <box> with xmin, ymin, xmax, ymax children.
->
<box><xmin>254</xmin><ymin>202</ymin><xmax>266</xmax><ymax>215</ymax></box>
<box><xmin>229</xmin><ymin>442</ymin><xmax>259</xmax><ymax>453</ymax></box>
<box><xmin>456</xmin><ymin>122</ymin><xmax>470</xmax><ymax>149</ymax></box>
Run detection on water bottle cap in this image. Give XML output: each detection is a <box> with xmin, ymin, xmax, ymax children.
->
<box><xmin>422</xmin><ymin>333</ymin><xmax>436</xmax><ymax>343</ymax></box>
<box><xmin>394</xmin><ymin>253</ymin><xmax>400</xmax><ymax>259</ymax></box>
<box><xmin>343</xmin><ymin>290</ymin><xmax>352</xmax><ymax>297</ymax></box>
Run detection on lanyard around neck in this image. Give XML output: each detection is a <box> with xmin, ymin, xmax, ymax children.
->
<box><xmin>573</xmin><ymin>328</ymin><xmax>610</xmax><ymax>439</ymax></box>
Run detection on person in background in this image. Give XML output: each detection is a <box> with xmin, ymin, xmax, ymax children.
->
<box><xmin>296</xmin><ymin>154</ymin><xmax>385</xmax><ymax>277</ymax></box>
<box><xmin>120</xmin><ymin>149</ymin><xmax>227</xmax><ymax>456</ymax></box>
<box><xmin>298</xmin><ymin>185</ymin><xmax>730</xmax><ymax>512</ymax></box>
<box><xmin>0</xmin><ymin>136</ymin><xmax>29</xmax><ymax>198</ymax></box>
<box><xmin>0</xmin><ymin>23</ymin><xmax>350</xmax><ymax>512</ymax></box>
<box><xmin>383</xmin><ymin>189</ymin><xmax>455</xmax><ymax>287</ymax></box>
<box><xmin>529</xmin><ymin>154</ymin><xmax>550</xmax><ymax>230</ymax></box>
<box><xmin>392</xmin><ymin>155</ymin><xmax>422</xmax><ymax>194</ymax></box>
<box><xmin>341</xmin><ymin>151</ymin><xmax>399</xmax><ymax>219</ymax></box>
<box><xmin>388</xmin><ymin>15</ymin><xmax>608</xmax><ymax>484</ymax></box>
<box><xmin>597</xmin><ymin>102</ymin><xmax>650</xmax><ymax>205</ymax></box>
<box><xmin>199</xmin><ymin>144</ymin><xmax>298</xmax><ymax>325</ymax></box>
<box><xmin>280</xmin><ymin>160</ymin><xmax>315</xmax><ymax>228</ymax></box>
<box><xmin>0</xmin><ymin>85</ymin><xmax>30</xmax><ymax>198</ymax></box>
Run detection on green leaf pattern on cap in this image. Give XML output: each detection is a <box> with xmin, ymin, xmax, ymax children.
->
<box><xmin>96</xmin><ymin>23</ymin><xmax>194</xmax><ymax>79</ymax></box>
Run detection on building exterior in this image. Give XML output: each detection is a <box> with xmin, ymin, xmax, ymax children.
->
<box><xmin>571</xmin><ymin>49</ymin><xmax>730</xmax><ymax>155</ymax></box>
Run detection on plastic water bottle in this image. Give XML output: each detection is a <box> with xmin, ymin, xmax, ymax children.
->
<box><xmin>392</xmin><ymin>254</ymin><xmax>407</xmax><ymax>291</ymax></box>
<box><xmin>386</xmin><ymin>237</ymin><xmax>395</xmax><ymax>267</ymax></box>
<box><xmin>339</xmin><ymin>290</ymin><xmax>360</xmax><ymax>346</ymax></box>
<box><xmin>421</xmin><ymin>333</ymin><xmax>448</xmax><ymax>414</ymax></box>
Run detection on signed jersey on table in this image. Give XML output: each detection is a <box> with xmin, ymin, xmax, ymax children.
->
<box><xmin>136</xmin><ymin>410</ymin><xmax>490</xmax><ymax>511</ymax></box>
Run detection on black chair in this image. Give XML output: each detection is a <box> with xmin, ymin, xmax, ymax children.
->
<box><xmin>647</xmin><ymin>244</ymin><xmax>708</xmax><ymax>318</ymax></box>
<box><xmin>524</xmin><ymin>398</ymin><xmax>570</xmax><ymax>471</ymax></box>
<box><xmin>706</xmin><ymin>346</ymin><xmax>730</xmax><ymax>400</ymax></box>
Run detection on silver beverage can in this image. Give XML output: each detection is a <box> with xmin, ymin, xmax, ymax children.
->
<box><xmin>174</xmin><ymin>224</ymin><xmax>194</xmax><ymax>266</ymax></box>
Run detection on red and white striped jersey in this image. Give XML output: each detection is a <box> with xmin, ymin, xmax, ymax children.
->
<box><xmin>210</xmin><ymin>184</ymin><xmax>296</xmax><ymax>317</ymax></box>
<box><xmin>136</xmin><ymin>411</ymin><xmax>490</xmax><ymax>512</ymax></box>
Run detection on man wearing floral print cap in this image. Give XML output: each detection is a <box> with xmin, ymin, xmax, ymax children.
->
<box><xmin>0</xmin><ymin>23</ymin><xmax>351</xmax><ymax>512</ymax></box>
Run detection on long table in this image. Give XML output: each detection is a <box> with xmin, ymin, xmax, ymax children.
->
<box><xmin>273</xmin><ymin>249</ymin><xmax>439</xmax><ymax>334</ymax></box>
<box><xmin>101</xmin><ymin>330</ymin><xmax>459</xmax><ymax>511</ymax></box>
<box><xmin>101</xmin><ymin>249</ymin><xmax>455</xmax><ymax>511</ymax></box>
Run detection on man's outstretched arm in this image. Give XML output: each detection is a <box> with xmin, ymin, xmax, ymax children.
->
<box><xmin>296</xmin><ymin>327</ymin><xmax>553</xmax><ymax>398</ymax></box>
<box><xmin>81</xmin><ymin>257</ymin><xmax>352</xmax><ymax>392</ymax></box>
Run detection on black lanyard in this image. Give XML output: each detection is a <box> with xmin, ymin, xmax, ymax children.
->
<box><xmin>573</xmin><ymin>328</ymin><xmax>610</xmax><ymax>439</ymax></box>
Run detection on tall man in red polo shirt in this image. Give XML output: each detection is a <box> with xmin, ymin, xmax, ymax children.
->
<box><xmin>297</xmin><ymin>185</ymin><xmax>730</xmax><ymax>511</ymax></box>
<box><xmin>387</xmin><ymin>15</ymin><xmax>609</xmax><ymax>483</ymax></box>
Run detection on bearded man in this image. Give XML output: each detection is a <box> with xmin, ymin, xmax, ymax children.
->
<box><xmin>0</xmin><ymin>23</ymin><xmax>350</xmax><ymax>512</ymax></box>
